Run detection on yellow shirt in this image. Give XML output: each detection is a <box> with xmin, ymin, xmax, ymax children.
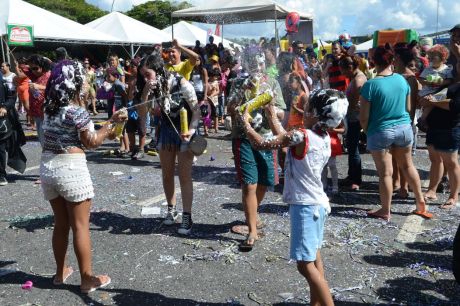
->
<box><xmin>166</xmin><ymin>59</ymin><xmax>194</xmax><ymax>80</ymax></box>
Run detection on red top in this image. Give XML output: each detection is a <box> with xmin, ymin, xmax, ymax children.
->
<box><xmin>25</xmin><ymin>70</ymin><xmax>50</xmax><ymax>118</ymax></box>
<box><xmin>329</xmin><ymin>131</ymin><xmax>343</xmax><ymax>157</ymax></box>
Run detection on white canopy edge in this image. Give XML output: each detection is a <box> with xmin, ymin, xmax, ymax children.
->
<box><xmin>171</xmin><ymin>0</ymin><xmax>313</xmax><ymax>23</ymax></box>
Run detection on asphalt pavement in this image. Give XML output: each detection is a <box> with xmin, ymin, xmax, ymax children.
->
<box><xmin>1</xmin><ymin>119</ymin><xmax>460</xmax><ymax>306</ymax></box>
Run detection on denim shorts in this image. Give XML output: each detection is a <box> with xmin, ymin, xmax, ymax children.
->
<box><xmin>290</xmin><ymin>205</ymin><xmax>327</xmax><ymax>262</ymax></box>
<box><xmin>426</xmin><ymin>127</ymin><xmax>460</xmax><ymax>153</ymax></box>
<box><xmin>367</xmin><ymin>124</ymin><xmax>413</xmax><ymax>151</ymax></box>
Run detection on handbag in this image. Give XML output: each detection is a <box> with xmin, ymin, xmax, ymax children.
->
<box><xmin>189</xmin><ymin>134</ymin><xmax>207</xmax><ymax>156</ymax></box>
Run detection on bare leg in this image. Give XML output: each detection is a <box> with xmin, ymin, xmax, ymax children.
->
<box><xmin>392</xmin><ymin>146</ymin><xmax>425</xmax><ymax>211</ymax></box>
<box><xmin>297</xmin><ymin>253</ymin><xmax>334</xmax><ymax>306</ymax></box>
<box><xmin>439</xmin><ymin>151</ymin><xmax>460</xmax><ymax>208</ymax></box>
<box><xmin>370</xmin><ymin>150</ymin><xmax>393</xmax><ymax>218</ymax></box>
<box><xmin>178</xmin><ymin>150</ymin><xmax>194</xmax><ymax>213</ymax></box>
<box><xmin>242</xmin><ymin>184</ymin><xmax>259</xmax><ymax>241</ymax></box>
<box><xmin>127</xmin><ymin>132</ymin><xmax>136</xmax><ymax>152</ymax></box>
<box><xmin>66</xmin><ymin>199</ymin><xmax>93</xmax><ymax>285</ymax></box>
<box><xmin>425</xmin><ymin>145</ymin><xmax>443</xmax><ymax>200</ymax></box>
<box><xmin>159</xmin><ymin>148</ymin><xmax>177</xmax><ymax>207</ymax></box>
<box><xmin>50</xmin><ymin>196</ymin><xmax>71</xmax><ymax>282</ymax></box>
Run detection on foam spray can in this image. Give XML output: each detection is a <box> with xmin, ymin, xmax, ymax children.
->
<box><xmin>180</xmin><ymin>107</ymin><xmax>188</xmax><ymax>134</ymax></box>
<box><xmin>239</xmin><ymin>90</ymin><xmax>274</xmax><ymax>114</ymax></box>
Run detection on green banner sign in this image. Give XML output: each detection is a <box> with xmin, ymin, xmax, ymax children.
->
<box><xmin>7</xmin><ymin>24</ymin><xmax>34</xmax><ymax>46</ymax></box>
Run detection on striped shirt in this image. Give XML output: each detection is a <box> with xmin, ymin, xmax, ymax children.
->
<box><xmin>43</xmin><ymin>105</ymin><xmax>93</xmax><ymax>152</ymax></box>
<box><xmin>328</xmin><ymin>60</ymin><xmax>349</xmax><ymax>91</ymax></box>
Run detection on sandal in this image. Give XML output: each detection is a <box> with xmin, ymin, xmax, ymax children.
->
<box><xmin>412</xmin><ymin>210</ymin><xmax>434</xmax><ymax>219</ymax></box>
<box><xmin>53</xmin><ymin>266</ymin><xmax>74</xmax><ymax>285</ymax></box>
<box><xmin>239</xmin><ymin>235</ymin><xmax>257</xmax><ymax>252</ymax></box>
<box><xmin>423</xmin><ymin>195</ymin><xmax>438</xmax><ymax>202</ymax></box>
<box><xmin>367</xmin><ymin>210</ymin><xmax>390</xmax><ymax>221</ymax></box>
<box><xmin>440</xmin><ymin>199</ymin><xmax>458</xmax><ymax>210</ymax></box>
<box><xmin>231</xmin><ymin>221</ymin><xmax>265</xmax><ymax>236</ymax></box>
<box><xmin>80</xmin><ymin>275</ymin><xmax>111</xmax><ymax>294</ymax></box>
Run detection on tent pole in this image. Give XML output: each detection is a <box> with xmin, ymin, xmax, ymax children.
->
<box><xmin>274</xmin><ymin>10</ymin><xmax>279</xmax><ymax>55</ymax></box>
<box><xmin>221</xmin><ymin>22</ymin><xmax>224</xmax><ymax>43</ymax></box>
<box><xmin>0</xmin><ymin>36</ymin><xmax>5</xmax><ymax>63</ymax></box>
<box><xmin>5</xmin><ymin>39</ymin><xmax>10</xmax><ymax>65</ymax></box>
<box><xmin>130</xmin><ymin>43</ymin><xmax>134</xmax><ymax>58</ymax></box>
<box><xmin>171</xmin><ymin>15</ymin><xmax>174</xmax><ymax>40</ymax></box>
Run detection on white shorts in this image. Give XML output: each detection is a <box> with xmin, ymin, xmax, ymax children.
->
<box><xmin>40</xmin><ymin>153</ymin><xmax>94</xmax><ymax>203</ymax></box>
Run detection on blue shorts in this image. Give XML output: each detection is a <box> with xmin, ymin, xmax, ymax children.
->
<box><xmin>290</xmin><ymin>205</ymin><xmax>327</xmax><ymax>262</ymax></box>
<box><xmin>426</xmin><ymin>127</ymin><xmax>460</xmax><ymax>153</ymax></box>
<box><xmin>158</xmin><ymin>123</ymin><xmax>190</xmax><ymax>152</ymax></box>
<box><xmin>367</xmin><ymin>123</ymin><xmax>413</xmax><ymax>151</ymax></box>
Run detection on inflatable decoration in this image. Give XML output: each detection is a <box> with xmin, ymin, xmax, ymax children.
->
<box><xmin>286</xmin><ymin>12</ymin><xmax>300</xmax><ymax>33</ymax></box>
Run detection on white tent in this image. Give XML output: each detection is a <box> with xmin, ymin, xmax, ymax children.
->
<box><xmin>171</xmin><ymin>0</ymin><xmax>313</xmax><ymax>22</ymax></box>
<box><xmin>86</xmin><ymin>12</ymin><xmax>194</xmax><ymax>55</ymax></box>
<box><xmin>355</xmin><ymin>39</ymin><xmax>373</xmax><ymax>53</ymax></box>
<box><xmin>163</xmin><ymin>21</ymin><xmax>240</xmax><ymax>50</ymax></box>
<box><xmin>0</xmin><ymin>0</ymin><xmax>122</xmax><ymax>44</ymax></box>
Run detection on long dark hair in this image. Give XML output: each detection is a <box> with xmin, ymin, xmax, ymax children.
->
<box><xmin>135</xmin><ymin>52</ymin><xmax>170</xmax><ymax>103</ymax></box>
<box><xmin>27</xmin><ymin>54</ymin><xmax>51</xmax><ymax>72</ymax></box>
<box><xmin>277</xmin><ymin>52</ymin><xmax>296</xmax><ymax>74</ymax></box>
<box><xmin>394</xmin><ymin>42</ymin><xmax>417</xmax><ymax>67</ymax></box>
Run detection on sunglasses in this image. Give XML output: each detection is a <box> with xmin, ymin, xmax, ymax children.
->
<box><xmin>30</xmin><ymin>66</ymin><xmax>40</xmax><ymax>71</ymax></box>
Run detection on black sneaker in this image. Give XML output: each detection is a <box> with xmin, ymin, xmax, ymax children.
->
<box><xmin>163</xmin><ymin>206</ymin><xmax>179</xmax><ymax>225</ymax></box>
<box><xmin>0</xmin><ymin>177</ymin><xmax>7</xmax><ymax>186</ymax></box>
<box><xmin>178</xmin><ymin>213</ymin><xmax>193</xmax><ymax>235</ymax></box>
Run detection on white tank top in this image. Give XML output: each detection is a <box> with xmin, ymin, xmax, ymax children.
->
<box><xmin>283</xmin><ymin>129</ymin><xmax>331</xmax><ymax>212</ymax></box>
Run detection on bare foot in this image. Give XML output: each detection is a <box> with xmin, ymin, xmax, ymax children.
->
<box><xmin>440</xmin><ymin>198</ymin><xmax>457</xmax><ymax>210</ymax></box>
<box><xmin>423</xmin><ymin>191</ymin><xmax>437</xmax><ymax>201</ymax></box>
<box><xmin>367</xmin><ymin>209</ymin><xmax>390</xmax><ymax>221</ymax></box>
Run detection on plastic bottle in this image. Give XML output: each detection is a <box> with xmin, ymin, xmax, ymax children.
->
<box><xmin>180</xmin><ymin>107</ymin><xmax>188</xmax><ymax>134</ymax></box>
<box><xmin>426</xmin><ymin>74</ymin><xmax>443</xmax><ymax>83</ymax></box>
<box><xmin>239</xmin><ymin>90</ymin><xmax>274</xmax><ymax>114</ymax></box>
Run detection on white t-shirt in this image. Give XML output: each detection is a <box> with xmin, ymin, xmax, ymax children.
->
<box><xmin>419</xmin><ymin>64</ymin><xmax>453</xmax><ymax>97</ymax></box>
<box><xmin>3</xmin><ymin>72</ymin><xmax>16</xmax><ymax>91</ymax></box>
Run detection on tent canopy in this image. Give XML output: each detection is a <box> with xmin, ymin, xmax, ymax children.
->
<box><xmin>163</xmin><ymin>21</ymin><xmax>240</xmax><ymax>49</ymax></box>
<box><xmin>355</xmin><ymin>39</ymin><xmax>373</xmax><ymax>53</ymax></box>
<box><xmin>86</xmin><ymin>12</ymin><xmax>193</xmax><ymax>46</ymax></box>
<box><xmin>0</xmin><ymin>0</ymin><xmax>122</xmax><ymax>44</ymax></box>
<box><xmin>171</xmin><ymin>0</ymin><xmax>313</xmax><ymax>23</ymax></box>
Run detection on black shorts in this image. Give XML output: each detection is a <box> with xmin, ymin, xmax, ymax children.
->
<box><xmin>426</xmin><ymin>127</ymin><xmax>460</xmax><ymax>152</ymax></box>
<box><xmin>126</xmin><ymin>115</ymin><xmax>147</xmax><ymax>136</ymax></box>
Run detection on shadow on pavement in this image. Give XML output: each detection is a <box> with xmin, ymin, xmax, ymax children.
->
<box><xmin>8</xmin><ymin>211</ymin><xmax>239</xmax><ymax>242</ymax></box>
<box><xmin>0</xmin><ymin>268</ymin><xmax>222</xmax><ymax>306</ymax></box>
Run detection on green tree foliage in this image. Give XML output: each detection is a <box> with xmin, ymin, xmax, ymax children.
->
<box><xmin>126</xmin><ymin>1</ymin><xmax>192</xmax><ymax>30</ymax></box>
<box><xmin>24</xmin><ymin>0</ymin><xmax>106</xmax><ymax>24</ymax></box>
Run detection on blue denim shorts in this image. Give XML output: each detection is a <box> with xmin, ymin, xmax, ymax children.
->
<box><xmin>290</xmin><ymin>205</ymin><xmax>327</xmax><ymax>262</ymax></box>
<box><xmin>367</xmin><ymin>124</ymin><xmax>413</xmax><ymax>151</ymax></box>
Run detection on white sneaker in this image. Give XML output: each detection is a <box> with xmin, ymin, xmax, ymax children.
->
<box><xmin>0</xmin><ymin>177</ymin><xmax>7</xmax><ymax>186</ymax></box>
<box><xmin>163</xmin><ymin>208</ymin><xmax>179</xmax><ymax>225</ymax></box>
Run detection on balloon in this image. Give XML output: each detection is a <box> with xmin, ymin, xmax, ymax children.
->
<box><xmin>286</xmin><ymin>12</ymin><xmax>300</xmax><ymax>33</ymax></box>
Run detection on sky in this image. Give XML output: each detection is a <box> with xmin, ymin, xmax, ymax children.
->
<box><xmin>87</xmin><ymin>0</ymin><xmax>460</xmax><ymax>40</ymax></box>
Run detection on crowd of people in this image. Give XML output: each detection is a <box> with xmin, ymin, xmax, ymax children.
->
<box><xmin>1</xmin><ymin>24</ymin><xmax>460</xmax><ymax>303</ymax></box>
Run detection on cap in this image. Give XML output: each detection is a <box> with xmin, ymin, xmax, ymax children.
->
<box><xmin>450</xmin><ymin>24</ymin><xmax>460</xmax><ymax>32</ymax></box>
<box><xmin>209</xmin><ymin>54</ymin><xmax>219</xmax><ymax>62</ymax></box>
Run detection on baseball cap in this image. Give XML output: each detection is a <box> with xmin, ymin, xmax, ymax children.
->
<box><xmin>209</xmin><ymin>54</ymin><xmax>219</xmax><ymax>62</ymax></box>
<box><xmin>450</xmin><ymin>24</ymin><xmax>460</xmax><ymax>32</ymax></box>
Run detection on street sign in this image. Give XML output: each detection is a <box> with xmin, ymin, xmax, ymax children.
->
<box><xmin>7</xmin><ymin>24</ymin><xmax>34</xmax><ymax>46</ymax></box>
